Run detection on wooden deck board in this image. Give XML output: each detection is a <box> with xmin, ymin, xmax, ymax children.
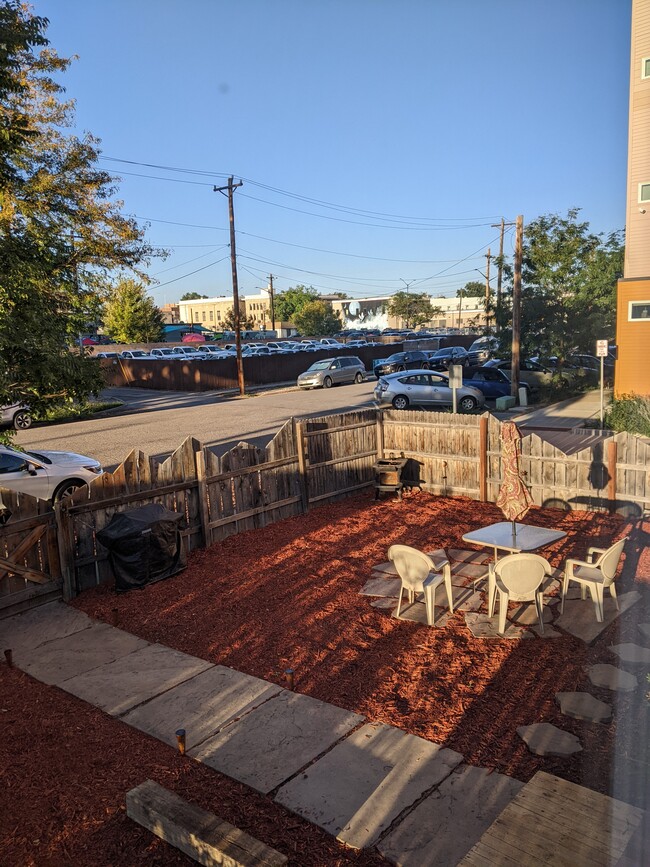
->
<box><xmin>459</xmin><ymin>771</ymin><xmax>644</xmax><ymax>867</ymax></box>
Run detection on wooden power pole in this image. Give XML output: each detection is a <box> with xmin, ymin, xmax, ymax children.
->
<box><xmin>491</xmin><ymin>218</ymin><xmax>506</xmax><ymax>333</ymax></box>
<box><xmin>269</xmin><ymin>273</ymin><xmax>276</xmax><ymax>334</ymax></box>
<box><xmin>484</xmin><ymin>248</ymin><xmax>491</xmax><ymax>333</ymax></box>
<box><xmin>511</xmin><ymin>215</ymin><xmax>524</xmax><ymax>399</ymax></box>
<box><xmin>214</xmin><ymin>176</ymin><xmax>245</xmax><ymax>396</ymax></box>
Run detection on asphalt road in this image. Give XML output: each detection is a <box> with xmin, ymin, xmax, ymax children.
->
<box><xmin>16</xmin><ymin>382</ymin><xmax>379</xmax><ymax>469</ymax></box>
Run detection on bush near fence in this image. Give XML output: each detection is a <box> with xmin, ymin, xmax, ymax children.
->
<box><xmin>2</xmin><ymin>410</ymin><xmax>648</xmax><ymax>617</ymax></box>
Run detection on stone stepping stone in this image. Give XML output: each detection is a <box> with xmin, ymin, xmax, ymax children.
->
<box><xmin>508</xmin><ymin>603</ymin><xmax>554</xmax><ymax>627</ymax></box>
<box><xmin>191</xmin><ymin>690</ymin><xmax>363</xmax><ymax>795</ymax></box>
<box><xmin>529</xmin><ymin>623</ymin><xmax>562</xmax><ymax>639</ymax></box>
<box><xmin>464</xmin><ymin>612</ymin><xmax>525</xmax><ymax>640</ymax></box>
<box><xmin>61</xmin><ymin>644</ymin><xmax>213</xmax><ymax>717</ymax></box>
<box><xmin>359</xmin><ymin>577</ymin><xmax>401</xmax><ymax>597</ymax></box>
<box><xmin>638</xmin><ymin>623</ymin><xmax>650</xmax><ymax>643</ymax></box>
<box><xmin>555</xmin><ymin>591</ymin><xmax>641</xmax><ymax>644</ymax></box>
<box><xmin>610</xmin><ymin>643</ymin><xmax>650</xmax><ymax>667</ymax></box>
<box><xmin>371</xmin><ymin>561</ymin><xmax>398</xmax><ymax>576</ymax></box>
<box><xmin>0</xmin><ymin>601</ymin><xmax>93</xmax><ymax>654</ymax></box>
<box><xmin>450</xmin><ymin>562</ymin><xmax>490</xmax><ymax>581</ymax></box>
<box><xmin>447</xmin><ymin>548</ymin><xmax>491</xmax><ymax>565</ymax></box>
<box><xmin>377</xmin><ymin>765</ymin><xmax>524</xmax><ymax>867</ymax></box>
<box><xmin>451</xmin><ymin>585</ymin><xmax>483</xmax><ymax>613</ymax></box>
<box><xmin>555</xmin><ymin>692</ymin><xmax>612</xmax><ymax>723</ymax></box>
<box><xmin>17</xmin><ymin>623</ymin><xmax>148</xmax><ymax>686</ymax></box>
<box><xmin>517</xmin><ymin>723</ymin><xmax>582</xmax><ymax>757</ymax></box>
<box><xmin>588</xmin><ymin>664</ymin><xmax>638</xmax><ymax>693</ymax></box>
<box><xmin>370</xmin><ymin>597</ymin><xmax>396</xmax><ymax>611</ymax></box>
<box><xmin>122</xmin><ymin>665</ymin><xmax>283</xmax><ymax>750</ymax></box>
<box><xmin>392</xmin><ymin>601</ymin><xmax>454</xmax><ymax>628</ymax></box>
<box><xmin>275</xmin><ymin>721</ymin><xmax>463</xmax><ymax>849</ymax></box>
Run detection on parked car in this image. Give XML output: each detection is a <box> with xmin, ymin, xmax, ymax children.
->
<box><xmin>297</xmin><ymin>356</ymin><xmax>366</xmax><ymax>389</ymax></box>
<box><xmin>0</xmin><ymin>404</ymin><xmax>32</xmax><ymax>430</ymax></box>
<box><xmin>176</xmin><ymin>345</ymin><xmax>208</xmax><ymax>359</ymax></box>
<box><xmin>374</xmin><ymin>370</ymin><xmax>485</xmax><ymax>411</ymax></box>
<box><xmin>427</xmin><ymin>345</ymin><xmax>470</xmax><ymax>370</ymax></box>
<box><xmin>94</xmin><ymin>351</ymin><xmax>119</xmax><ymax>359</ymax></box>
<box><xmin>201</xmin><ymin>345</ymin><xmax>231</xmax><ymax>358</ymax></box>
<box><xmin>319</xmin><ymin>338</ymin><xmax>344</xmax><ymax>348</ymax></box>
<box><xmin>373</xmin><ymin>351</ymin><xmax>431</xmax><ymax>377</ymax></box>
<box><xmin>467</xmin><ymin>336</ymin><xmax>499</xmax><ymax>365</ymax></box>
<box><xmin>150</xmin><ymin>347</ymin><xmax>185</xmax><ymax>359</ymax></box>
<box><xmin>119</xmin><ymin>350</ymin><xmax>151</xmax><ymax>360</ymax></box>
<box><xmin>484</xmin><ymin>358</ymin><xmax>563</xmax><ymax>392</ymax></box>
<box><xmin>0</xmin><ymin>444</ymin><xmax>103</xmax><ymax>502</ymax></box>
<box><xmin>462</xmin><ymin>367</ymin><xmax>531</xmax><ymax>401</ymax></box>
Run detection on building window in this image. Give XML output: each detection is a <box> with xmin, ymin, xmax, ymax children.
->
<box><xmin>201</xmin><ymin>311</ymin><xmax>206</xmax><ymax>321</ymax></box>
<box><xmin>628</xmin><ymin>301</ymin><xmax>650</xmax><ymax>321</ymax></box>
<box><xmin>194</xmin><ymin>312</ymin><xmax>199</xmax><ymax>322</ymax></box>
<box><xmin>643</xmin><ymin>57</ymin><xmax>650</xmax><ymax>79</ymax></box>
<box><xmin>217</xmin><ymin>311</ymin><xmax>221</xmax><ymax>320</ymax></box>
<box><xmin>639</xmin><ymin>182</ymin><xmax>650</xmax><ymax>202</ymax></box>
<box><xmin>209</xmin><ymin>311</ymin><xmax>214</xmax><ymax>321</ymax></box>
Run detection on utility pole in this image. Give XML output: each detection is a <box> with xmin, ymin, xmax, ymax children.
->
<box><xmin>269</xmin><ymin>273</ymin><xmax>276</xmax><ymax>334</ymax></box>
<box><xmin>214</xmin><ymin>176</ymin><xmax>245</xmax><ymax>396</ymax></box>
<box><xmin>511</xmin><ymin>215</ymin><xmax>524</xmax><ymax>399</ymax></box>
<box><xmin>457</xmin><ymin>287</ymin><xmax>463</xmax><ymax>329</ymax></box>
<box><xmin>491</xmin><ymin>218</ymin><xmax>506</xmax><ymax>333</ymax></box>
<box><xmin>400</xmin><ymin>278</ymin><xmax>415</xmax><ymax>329</ymax></box>
<box><xmin>484</xmin><ymin>248</ymin><xmax>491</xmax><ymax>333</ymax></box>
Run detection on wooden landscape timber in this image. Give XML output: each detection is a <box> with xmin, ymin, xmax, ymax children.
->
<box><xmin>1</xmin><ymin>409</ymin><xmax>649</xmax><ymax>614</ymax></box>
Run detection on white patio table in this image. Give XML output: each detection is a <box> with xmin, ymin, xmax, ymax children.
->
<box><xmin>462</xmin><ymin>521</ymin><xmax>566</xmax><ymax>617</ymax></box>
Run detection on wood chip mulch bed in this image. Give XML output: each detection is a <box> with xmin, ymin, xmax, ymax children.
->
<box><xmin>3</xmin><ymin>491</ymin><xmax>649</xmax><ymax>866</ymax></box>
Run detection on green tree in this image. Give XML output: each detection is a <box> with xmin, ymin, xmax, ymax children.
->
<box><xmin>496</xmin><ymin>209</ymin><xmax>623</xmax><ymax>360</ymax></box>
<box><xmin>0</xmin><ymin>2</ymin><xmax>160</xmax><ymax>425</ymax></box>
<box><xmin>180</xmin><ymin>291</ymin><xmax>208</xmax><ymax>300</ymax></box>
<box><xmin>103</xmin><ymin>280</ymin><xmax>164</xmax><ymax>343</ymax></box>
<box><xmin>223</xmin><ymin>306</ymin><xmax>254</xmax><ymax>331</ymax></box>
<box><xmin>456</xmin><ymin>281</ymin><xmax>484</xmax><ymax>298</ymax></box>
<box><xmin>387</xmin><ymin>291</ymin><xmax>441</xmax><ymax>329</ymax></box>
<box><xmin>274</xmin><ymin>285</ymin><xmax>318</xmax><ymax>322</ymax></box>
<box><xmin>293</xmin><ymin>301</ymin><xmax>342</xmax><ymax>336</ymax></box>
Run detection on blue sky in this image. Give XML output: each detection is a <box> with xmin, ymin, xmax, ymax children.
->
<box><xmin>38</xmin><ymin>0</ymin><xmax>630</xmax><ymax>305</ymax></box>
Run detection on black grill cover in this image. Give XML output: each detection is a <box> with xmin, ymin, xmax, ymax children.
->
<box><xmin>97</xmin><ymin>503</ymin><xmax>185</xmax><ymax>593</ymax></box>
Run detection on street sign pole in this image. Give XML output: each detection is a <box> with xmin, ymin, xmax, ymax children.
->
<box><xmin>449</xmin><ymin>364</ymin><xmax>462</xmax><ymax>414</ymax></box>
<box><xmin>596</xmin><ymin>340</ymin><xmax>608</xmax><ymax>430</ymax></box>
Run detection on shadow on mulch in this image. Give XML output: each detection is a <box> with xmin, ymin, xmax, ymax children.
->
<box><xmin>72</xmin><ymin>491</ymin><xmax>650</xmax><ymax>811</ymax></box>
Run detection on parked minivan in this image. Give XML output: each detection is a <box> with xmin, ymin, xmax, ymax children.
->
<box><xmin>297</xmin><ymin>356</ymin><xmax>366</xmax><ymax>389</ymax></box>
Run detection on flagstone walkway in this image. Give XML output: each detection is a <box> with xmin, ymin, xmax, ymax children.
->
<box><xmin>0</xmin><ymin>600</ymin><xmax>646</xmax><ymax>865</ymax></box>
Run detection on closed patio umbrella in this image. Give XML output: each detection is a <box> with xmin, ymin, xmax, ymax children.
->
<box><xmin>496</xmin><ymin>421</ymin><xmax>533</xmax><ymax>542</ymax></box>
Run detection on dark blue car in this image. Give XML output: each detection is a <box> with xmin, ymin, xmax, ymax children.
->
<box><xmin>463</xmin><ymin>366</ymin><xmax>530</xmax><ymax>400</ymax></box>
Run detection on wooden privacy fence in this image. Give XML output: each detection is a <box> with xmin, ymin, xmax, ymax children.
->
<box><xmin>2</xmin><ymin>409</ymin><xmax>650</xmax><ymax>615</ymax></box>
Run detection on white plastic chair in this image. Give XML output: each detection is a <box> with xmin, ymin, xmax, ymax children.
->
<box><xmin>489</xmin><ymin>552</ymin><xmax>550</xmax><ymax>635</ymax></box>
<box><xmin>388</xmin><ymin>544</ymin><xmax>454</xmax><ymax>627</ymax></box>
<box><xmin>561</xmin><ymin>537</ymin><xmax>627</xmax><ymax>622</ymax></box>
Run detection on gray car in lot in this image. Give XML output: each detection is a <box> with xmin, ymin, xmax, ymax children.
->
<box><xmin>297</xmin><ymin>356</ymin><xmax>366</xmax><ymax>389</ymax></box>
<box><xmin>374</xmin><ymin>369</ymin><xmax>485</xmax><ymax>411</ymax></box>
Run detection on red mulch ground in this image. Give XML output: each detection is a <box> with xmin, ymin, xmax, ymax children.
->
<box><xmin>3</xmin><ymin>491</ymin><xmax>650</xmax><ymax>865</ymax></box>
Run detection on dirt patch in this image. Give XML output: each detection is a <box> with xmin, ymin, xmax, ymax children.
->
<box><xmin>5</xmin><ymin>492</ymin><xmax>648</xmax><ymax>865</ymax></box>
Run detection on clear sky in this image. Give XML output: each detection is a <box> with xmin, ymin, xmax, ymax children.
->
<box><xmin>36</xmin><ymin>0</ymin><xmax>631</xmax><ymax>305</ymax></box>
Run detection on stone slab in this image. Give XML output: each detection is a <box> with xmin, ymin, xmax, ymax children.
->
<box><xmin>359</xmin><ymin>577</ymin><xmax>401</xmax><ymax>597</ymax></box>
<box><xmin>555</xmin><ymin>591</ymin><xmax>641</xmax><ymax>644</ymax></box>
<box><xmin>610</xmin><ymin>643</ymin><xmax>650</xmax><ymax>667</ymax></box>
<box><xmin>191</xmin><ymin>690</ymin><xmax>364</xmax><ymax>794</ymax></box>
<box><xmin>555</xmin><ymin>691</ymin><xmax>612</xmax><ymax>723</ymax></box>
<box><xmin>638</xmin><ymin>623</ymin><xmax>650</xmax><ymax>643</ymax></box>
<box><xmin>392</xmin><ymin>600</ymin><xmax>454</xmax><ymax>627</ymax></box>
<box><xmin>0</xmin><ymin>601</ymin><xmax>93</xmax><ymax>654</ymax></box>
<box><xmin>464</xmin><ymin>612</ymin><xmax>525</xmax><ymax>640</ymax></box>
<box><xmin>588</xmin><ymin>664</ymin><xmax>638</xmax><ymax>693</ymax></box>
<box><xmin>450</xmin><ymin>562</ymin><xmax>490</xmax><ymax>581</ymax></box>
<box><xmin>122</xmin><ymin>665</ymin><xmax>283</xmax><ymax>750</ymax></box>
<box><xmin>450</xmin><ymin>585</ymin><xmax>483</xmax><ymax>613</ymax></box>
<box><xmin>18</xmin><ymin>623</ymin><xmax>149</xmax><ymax>686</ymax></box>
<box><xmin>508</xmin><ymin>603</ymin><xmax>554</xmax><ymax>626</ymax></box>
<box><xmin>275</xmin><ymin>721</ymin><xmax>463</xmax><ymax>849</ymax></box>
<box><xmin>371</xmin><ymin>562</ymin><xmax>398</xmax><ymax>576</ymax></box>
<box><xmin>517</xmin><ymin>723</ymin><xmax>582</xmax><ymax>757</ymax></box>
<box><xmin>530</xmin><ymin>623</ymin><xmax>562</xmax><ymax>639</ymax></box>
<box><xmin>370</xmin><ymin>597</ymin><xmax>396</xmax><ymax>611</ymax></box>
<box><xmin>60</xmin><ymin>643</ymin><xmax>213</xmax><ymax>717</ymax></box>
<box><xmin>447</xmin><ymin>548</ymin><xmax>491</xmax><ymax>565</ymax></box>
<box><xmin>377</xmin><ymin>764</ymin><xmax>524</xmax><ymax>867</ymax></box>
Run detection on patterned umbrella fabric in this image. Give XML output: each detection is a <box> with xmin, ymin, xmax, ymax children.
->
<box><xmin>496</xmin><ymin>422</ymin><xmax>533</xmax><ymax>533</ymax></box>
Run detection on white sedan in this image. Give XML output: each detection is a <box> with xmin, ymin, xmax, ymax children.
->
<box><xmin>0</xmin><ymin>445</ymin><xmax>103</xmax><ymax>503</ymax></box>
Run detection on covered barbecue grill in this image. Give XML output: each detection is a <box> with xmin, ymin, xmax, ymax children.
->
<box><xmin>373</xmin><ymin>457</ymin><xmax>409</xmax><ymax>500</ymax></box>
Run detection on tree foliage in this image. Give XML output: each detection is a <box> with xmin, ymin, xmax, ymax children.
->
<box><xmin>180</xmin><ymin>291</ymin><xmax>208</xmax><ymax>300</ymax></box>
<box><xmin>0</xmin><ymin>2</ymin><xmax>160</xmax><ymax>419</ymax></box>
<box><xmin>223</xmin><ymin>306</ymin><xmax>254</xmax><ymax>331</ymax></box>
<box><xmin>456</xmin><ymin>280</ymin><xmax>485</xmax><ymax>298</ymax></box>
<box><xmin>293</xmin><ymin>300</ymin><xmax>342</xmax><ymax>336</ymax></box>
<box><xmin>496</xmin><ymin>209</ymin><xmax>623</xmax><ymax>360</ymax></box>
<box><xmin>103</xmin><ymin>280</ymin><xmax>164</xmax><ymax>343</ymax></box>
<box><xmin>387</xmin><ymin>291</ymin><xmax>441</xmax><ymax>329</ymax></box>
<box><xmin>274</xmin><ymin>285</ymin><xmax>318</xmax><ymax>323</ymax></box>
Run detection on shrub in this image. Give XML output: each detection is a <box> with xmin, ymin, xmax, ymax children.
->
<box><xmin>604</xmin><ymin>395</ymin><xmax>650</xmax><ymax>437</ymax></box>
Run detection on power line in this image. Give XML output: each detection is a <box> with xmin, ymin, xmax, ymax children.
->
<box><xmin>150</xmin><ymin>245</ymin><xmax>229</xmax><ymax>276</ymax></box>
<box><xmin>152</xmin><ymin>256</ymin><xmax>229</xmax><ymax>289</ymax></box>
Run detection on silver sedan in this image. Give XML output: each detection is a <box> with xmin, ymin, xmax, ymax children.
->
<box><xmin>374</xmin><ymin>369</ymin><xmax>485</xmax><ymax>411</ymax></box>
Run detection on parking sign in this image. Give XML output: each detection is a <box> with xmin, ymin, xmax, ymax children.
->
<box><xmin>596</xmin><ymin>340</ymin><xmax>608</xmax><ymax>358</ymax></box>
<box><xmin>449</xmin><ymin>364</ymin><xmax>463</xmax><ymax>388</ymax></box>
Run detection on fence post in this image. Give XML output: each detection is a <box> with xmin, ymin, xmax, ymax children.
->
<box><xmin>294</xmin><ymin>419</ymin><xmax>309</xmax><ymax>513</ymax></box>
<box><xmin>194</xmin><ymin>448</ymin><xmax>211</xmax><ymax>549</ymax></box>
<box><xmin>607</xmin><ymin>439</ymin><xmax>617</xmax><ymax>512</ymax></box>
<box><xmin>54</xmin><ymin>502</ymin><xmax>76</xmax><ymax>600</ymax></box>
<box><xmin>479</xmin><ymin>414</ymin><xmax>488</xmax><ymax>501</ymax></box>
<box><xmin>376</xmin><ymin>409</ymin><xmax>384</xmax><ymax>460</ymax></box>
